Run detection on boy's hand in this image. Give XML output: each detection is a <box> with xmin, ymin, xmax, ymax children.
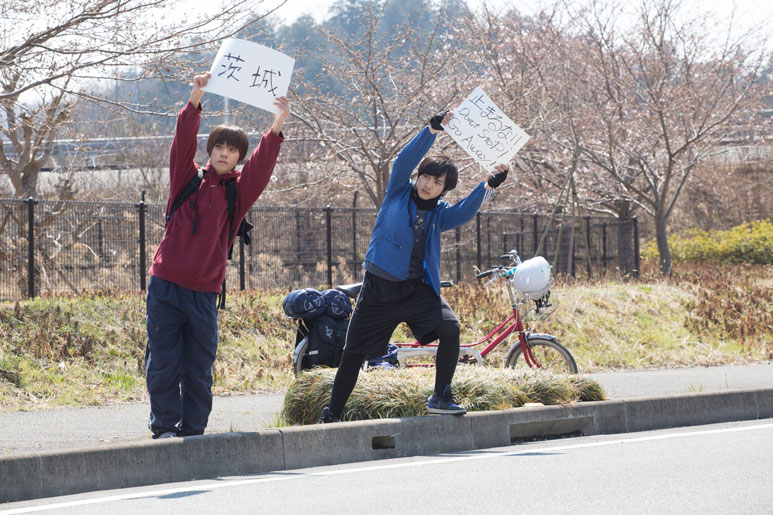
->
<box><xmin>271</xmin><ymin>96</ymin><xmax>290</xmax><ymax>135</ymax></box>
<box><xmin>429</xmin><ymin>110</ymin><xmax>453</xmax><ymax>134</ymax></box>
<box><xmin>192</xmin><ymin>72</ymin><xmax>210</xmax><ymax>91</ymax></box>
<box><xmin>485</xmin><ymin>164</ymin><xmax>509</xmax><ymax>190</ymax></box>
<box><xmin>189</xmin><ymin>72</ymin><xmax>211</xmax><ymax>108</ymax></box>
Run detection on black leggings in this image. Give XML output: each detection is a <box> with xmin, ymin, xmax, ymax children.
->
<box><xmin>327</xmin><ymin>320</ymin><xmax>460</xmax><ymax>419</ymax></box>
<box><xmin>432</xmin><ymin>321</ymin><xmax>461</xmax><ymax>395</ymax></box>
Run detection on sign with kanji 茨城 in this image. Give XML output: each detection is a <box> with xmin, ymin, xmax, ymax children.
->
<box><xmin>202</xmin><ymin>39</ymin><xmax>294</xmax><ymax>113</ymax></box>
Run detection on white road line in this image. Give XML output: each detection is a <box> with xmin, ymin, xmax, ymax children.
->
<box><xmin>3</xmin><ymin>421</ymin><xmax>772</xmax><ymax>514</ymax></box>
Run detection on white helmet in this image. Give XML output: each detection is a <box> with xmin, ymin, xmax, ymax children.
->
<box><xmin>511</xmin><ymin>256</ymin><xmax>551</xmax><ymax>300</ymax></box>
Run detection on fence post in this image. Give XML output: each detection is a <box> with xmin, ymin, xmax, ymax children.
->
<box><xmin>455</xmin><ymin>226</ymin><xmax>461</xmax><ymax>283</ymax></box>
<box><xmin>26</xmin><ymin>197</ymin><xmax>35</xmax><ymax>299</ymax></box>
<box><xmin>97</xmin><ymin>217</ymin><xmax>104</xmax><ymax>259</ymax></box>
<box><xmin>633</xmin><ymin>216</ymin><xmax>640</xmax><ymax>278</ymax></box>
<box><xmin>137</xmin><ymin>191</ymin><xmax>147</xmax><ymax>291</ymax></box>
<box><xmin>352</xmin><ymin>191</ymin><xmax>358</xmax><ymax>274</ymax></box>
<box><xmin>602</xmin><ymin>222</ymin><xmax>608</xmax><ymax>274</ymax></box>
<box><xmin>584</xmin><ymin>215</ymin><xmax>592</xmax><ymax>277</ymax></box>
<box><xmin>295</xmin><ymin>209</ymin><xmax>302</xmax><ymax>259</ymax></box>
<box><xmin>570</xmin><ymin>225</ymin><xmax>575</xmax><ymax>277</ymax></box>
<box><xmin>532</xmin><ymin>214</ymin><xmax>538</xmax><ymax>257</ymax></box>
<box><xmin>239</xmin><ymin>221</ymin><xmax>246</xmax><ymax>291</ymax></box>
<box><xmin>486</xmin><ymin>215</ymin><xmax>491</xmax><ymax>265</ymax></box>
<box><xmin>475</xmin><ymin>213</ymin><xmax>481</xmax><ymax>271</ymax></box>
<box><xmin>325</xmin><ymin>205</ymin><xmax>333</xmax><ymax>288</ymax></box>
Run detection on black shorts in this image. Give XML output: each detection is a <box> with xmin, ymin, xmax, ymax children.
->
<box><xmin>343</xmin><ymin>272</ymin><xmax>458</xmax><ymax>357</ymax></box>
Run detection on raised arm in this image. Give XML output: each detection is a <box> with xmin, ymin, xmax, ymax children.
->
<box><xmin>188</xmin><ymin>72</ymin><xmax>210</xmax><ymax>109</ymax></box>
<box><xmin>234</xmin><ymin>96</ymin><xmax>291</xmax><ymax>220</ymax></box>
<box><xmin>166</xmin><ymin>73</ymin><xmax>209</xmax><ymax>213</ymax></box>
<box><xmin>385</xmin><ymin>111</ymin><xmax>453</xmax><ymax>198</ymax></box>
<box><xmin>270</xmin><ymin>96</ymin><xmax>290</xmax><ymax>136</ymax></box>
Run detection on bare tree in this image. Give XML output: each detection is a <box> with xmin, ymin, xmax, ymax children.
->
<box><xmin>290</xmin><ymin>3</ymin><xmax>474</xmax><ymax>208</ymax></box>
<box><xmin>0</xmin><ymin>0</ymin><xmax>286</xmax><ymax>199</ymax></box>
<box><xmin>458</xmin><ymin>4</ymin><xmax>584</xmax><ymax>214</ymax></box>
<box><xmin>567</xmin><ymin>0</ymin><xmax>767</xmax><ymax>274</ymax></box>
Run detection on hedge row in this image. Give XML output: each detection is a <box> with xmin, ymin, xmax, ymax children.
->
<box><xmin>642</xmin><ymin>220</ymin><xmax>773</xmax><ymax>265</ymax></box>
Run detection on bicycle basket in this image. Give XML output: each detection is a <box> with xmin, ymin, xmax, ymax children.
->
<box><xmin>519</xmin><ymin>287</ymin><xmax>557</xmax><ymax>322</ymax></box>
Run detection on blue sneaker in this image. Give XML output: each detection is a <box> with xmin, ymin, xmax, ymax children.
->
<box><xmin>318</xmin><ymin>406</ymin><xmax>341</xmax><ymax>423</ymax></box>
<box><xmin>427</xmin><ymin>385</ymin><xmax>466</xmax><ymax>415</ymax></box>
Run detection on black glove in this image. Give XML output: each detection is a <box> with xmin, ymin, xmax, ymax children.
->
<box><xmin>429</xmin><ymin>111</ymin><xmax>447</xmax><ymax>131</ymax></box>
<box><xmin>487</xmin><ymin>168</ymin><xmax>508</xmax><ymax>188</ymax></box>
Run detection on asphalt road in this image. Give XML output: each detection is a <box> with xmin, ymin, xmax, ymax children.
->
<box><xmin>3</xmin><ymin>418</ymin><xmax>771</xmax><ymax>514</ymax></box>
<box><xmin>1</xmin><ymin>363</ymin><xmax>770</xmax><ymax>455</ymax></box>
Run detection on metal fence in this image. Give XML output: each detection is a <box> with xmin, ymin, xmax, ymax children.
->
<box><xmin>0</xmin><ymin>197</ymin><xmax>639</xmax><ymax>300</ymax></box>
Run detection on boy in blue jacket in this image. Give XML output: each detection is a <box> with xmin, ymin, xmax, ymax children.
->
<box><xmin>320</xmin><ymin>111</ymin><xmax>509</xmax><ymax>422</ymax></box>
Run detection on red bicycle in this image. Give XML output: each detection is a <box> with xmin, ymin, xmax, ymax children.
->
<box><xmin>292</xmin><ymin>250</ymin><xmax>578</xmax><ymax>375</ymax></box>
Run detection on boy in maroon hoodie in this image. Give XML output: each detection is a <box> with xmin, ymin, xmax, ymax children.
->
<box><xmin>145</xmin><ymin>72</ymin><xmax>289</xmax><ymax>438</ymax></box>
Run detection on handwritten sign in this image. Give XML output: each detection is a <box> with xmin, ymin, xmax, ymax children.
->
<box><xmin>202</xmin><ymin>39</ymin><xmax>294</xmax><ymax>113</ymax></box>
<box><xmin>443</xmin><ymin>87</ymin><xmax>530</xmax><ymax>171</ymax></box>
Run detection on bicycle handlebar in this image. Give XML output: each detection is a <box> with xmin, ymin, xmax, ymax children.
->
<box><xmin>476</xmin><ymin>250</ymin><xmax>524</xmax><ymax>280</ymax></box>
<box><xmin>476</xmin><ymin>270</ymin><xmax>495</xmax><ymax>279</ymax></box>
<box><xmin>476</xmin><ymin>266</ymin><xmax>516</xmax><ymax>280</ymax></box>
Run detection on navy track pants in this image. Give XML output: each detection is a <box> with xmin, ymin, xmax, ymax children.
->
<box><xmin>145</xmin><ymin>276</ymin><xmax>219</xmax><ymax>437</ymax></box>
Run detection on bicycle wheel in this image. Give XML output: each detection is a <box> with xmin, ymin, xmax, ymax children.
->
<box><xmin>505</xmin><ymin>334</ymin><xmax>578</xmax><ymax>374</ymax></box>
<box><xmin>293</xmin><ymin>337</ymin><xmax>311</xmax><ymax>375</ymax></box>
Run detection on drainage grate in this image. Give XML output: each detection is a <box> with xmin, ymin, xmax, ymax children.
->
<box><xmin>372</xmin><ymin>435</ymin><xmax>396</xmax><ymax>450</ymax></box>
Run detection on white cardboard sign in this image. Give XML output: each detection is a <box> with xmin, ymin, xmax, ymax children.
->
<box><xmin>202</xmin><ymin>39</ymin><xmax>294</xmax><ymax>113</ymax></box>
<box><xmin>443</xmin><ymin>87</ymin><xmax>530</xmax><ymax>171</ymax></box>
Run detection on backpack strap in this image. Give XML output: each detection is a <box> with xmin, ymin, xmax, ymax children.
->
<box><xmin>166</xmin><ymin>167</ymin><xmax>204</xmax><ymax>235</ymax></box>
<box><xmin>218</xmin><ymin>275</ymin><xmax>227</xmax><ymax>310</ymax></box>
<box><xmin>224</xmin><ymin>178</ymin><xmax>255</xmax><ymax>261</ymax></box>
<box><xmin>224</xmin><ymin>178</ymin><xmax>237</xmax><ymax>240</ymax></box>
<box><xmin>221</xmin><ymin>177</ymin><xmax>255</xmax><ymax>309</ymax></box>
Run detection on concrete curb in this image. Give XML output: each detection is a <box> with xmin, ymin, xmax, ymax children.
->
<box><xmin>2</xmin><ymin>387</ymin><xmax>772</xmax><ymax>503</ymax></box>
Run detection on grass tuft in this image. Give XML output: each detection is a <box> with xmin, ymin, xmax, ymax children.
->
<box><xmin>280</xmin><ymin>366</ymin><xmax>606</xmax><ymax>426</ymax></box>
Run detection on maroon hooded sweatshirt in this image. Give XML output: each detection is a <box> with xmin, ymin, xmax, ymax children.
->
<box><xmin>149</xmin><ymin>101</ymin><xmax>283</xmax><ymax>293</ymax></box>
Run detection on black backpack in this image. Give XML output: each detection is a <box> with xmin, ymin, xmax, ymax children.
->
<box><xmin>166</xmin><ymin>167</ymin><xmax>254</xmax><ymax>308</ymax></box>
<box><xmin>295</xmin><ymin>315</ymin><xmax>348</xmax><ymax>369</ymax></box>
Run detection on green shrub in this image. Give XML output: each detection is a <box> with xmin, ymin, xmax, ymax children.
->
<box><xmin>642</xmin><ymin>220</ymin><xmax>773</xmax><ymax>264</ymax></box>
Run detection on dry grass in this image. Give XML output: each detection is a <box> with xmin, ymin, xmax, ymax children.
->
<box><xmin>281</xmin><ymin>366</ymin><xmax>606</xmax><ymax>425</ymax></box>
<box><xmin>0</xmin><ymin>290</ymin><xmax>297</xmax><ymax>410</ymax></box>
<box><xmin>1</xmin><ymin>263</ymin><xmax>769</xmax><ymax>411</ymax></box>
<box><xmin>443</xmin><ymin>263</ymin><xmax>773</xmax><ymax>372</ymax></box>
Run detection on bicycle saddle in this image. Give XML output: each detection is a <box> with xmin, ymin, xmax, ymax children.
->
<box><xmin>336</xmin><ymin>283</ymin><xmax>362</xmax><ymax>298</ymax></box>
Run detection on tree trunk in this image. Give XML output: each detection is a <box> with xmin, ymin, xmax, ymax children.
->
<box><xmin>654</xmin><ymin>214</ymin><xmax>672</xmax><ymax>276</ymax></box>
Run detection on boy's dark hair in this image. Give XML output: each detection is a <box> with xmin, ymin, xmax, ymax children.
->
<box><xmin>206</xmin><ymin>125</ymin><xmax>249</xmax><ymax>162</ymax></box>
<box><xmin>417</xmin><ymin>155</ymin><xmax>458</xmax><ymax>193</ymax></box>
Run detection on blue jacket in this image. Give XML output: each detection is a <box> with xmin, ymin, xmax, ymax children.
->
<box><xmin>364</xmin><ymin>127</ymin><xmax>489</xmax><ymax>295</ymax></box>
